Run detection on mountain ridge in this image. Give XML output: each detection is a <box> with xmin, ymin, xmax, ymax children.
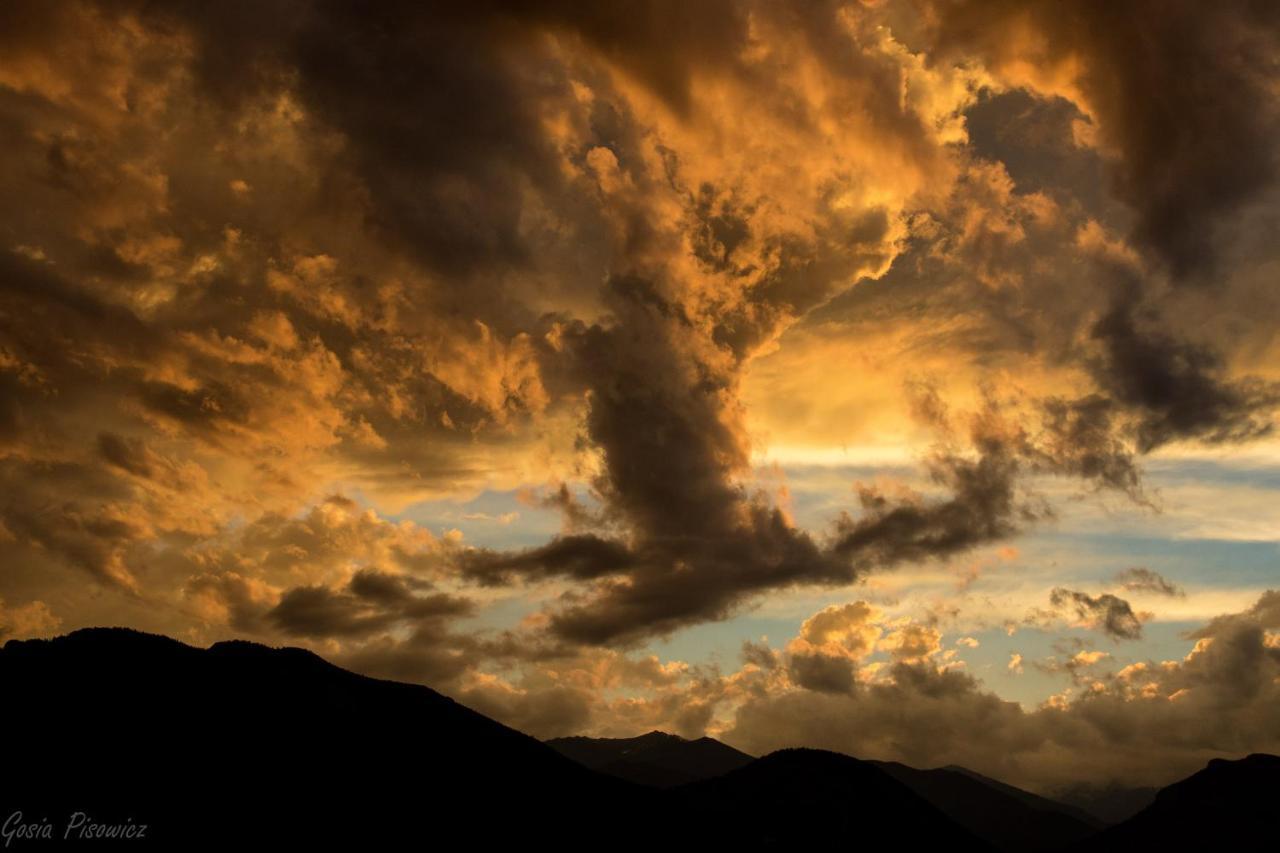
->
<box><xmin>547</xmin><ymin>730</ymin><xmax>755</xmax><ymax>787</ymax></box>
<box><xmin>1077</xmin><ymin>753</ymin><xmax>1280</xmax><ymax>851</ymax></box>
<box><xmin>1</xmin><ymin>627</ymin><xmax>688</xmax><ymax>848</ymax></box>
<box><xmin>4</xmin><ymin>628</ymin><xmax>1277</xmax><ymax>850</ymax></box>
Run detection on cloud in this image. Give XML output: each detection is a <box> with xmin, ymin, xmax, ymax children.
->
<box><xmin>404</xmin><ymin>590</ymin><xmax>1276</xmax><ymax>788</ymax></box>
<box><xmin>832</xmin><ymin>433</ymin><xmax>1033</xmax><ymax>570</ymax></box>
<box><xmin>1035</xmin><ymin>649</ymin><xmax>1113</xmax><ymax>685</ymax></box>
<box><xmin>0</xmin><ymin>0</ymin><xmax>1270</xmax><ymax>653</ymax></box>
<box><xmin>0</xmin><ymin>0</ymin><xmax>986</xmax><ymax>649</ymax></box>
<box><xmin>1</xmin><ymin>5</ymin><xmax>1279</xmax><ymax>785</ymax></box>
<box><xmin>879</xmin><ymin>623</ymin><xmax>943</xmax><ymax>663</ymax></box>
<box><xmin>920</xmin><ymin>0</ymin><xmax>1280</xmax><ymax>278</ymax></box>
<box><xmin>460</xmin><ymin>535</ymin><xmax>637</xmax><ymax>587</ymax></box>
<box><xmin>1049</xmin><ymin>588</ymin><xmax>1144</xmax><ymax>641</ymax></box>
<box><xmin>723</xmin><ymin>590</ymin><xmax>1280</xmax><ymax>790</ymax></box>
<box><xmin>1031</xmin><ymin>395</ymin><xmax>1145</xmax><ymax>501</ymax></box>
<box><xmin>1114</xmin><ymin>567</ymin><xmax>1185</xmax><ymax>598</ymax></box>
<box><xmin>784</xmin><ymin>602</ymin><xmax>883</xmax><ymax>694</ymax></box>
<box><xmin>1087</xmin><ymin>287</ymin><xmax>1278</xmax><ymax>452</ymax></box>
<box><xmin>268</xmin><ymin>569</ymin><xmax>473</xmax><ymax>640</ymax></box>
<box><xmin>0</xmin><ymin>598</ymin><xmax>60</xmax><ymax>641</ymax></box>
<box><xmin>514</xmin><ymin>379</ymin><xmax>1167</xmax><ymax>646</ymax></box>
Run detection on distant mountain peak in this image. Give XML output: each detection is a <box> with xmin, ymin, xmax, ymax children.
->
<box><xmin>547</xmin><ymin>730</ymin><xmax>754</xmax><ymax>788</ymax></box>
<box><xmin>633</xmin><ymin>730</ymin><xmax>685</xmax><ymax>743</ymax></box>
<box><xmin>12</xmin><ymin>625</ymin><xmax>186</xmax><ymax>648</ymax></box>
<box><xmin>1082</xmin><ymin>752</ymin><xmax>1280</xmax><ymax>851</ymax></box>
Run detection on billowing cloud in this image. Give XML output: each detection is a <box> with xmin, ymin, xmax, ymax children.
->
<box><xmin>919</xmin><ymin>0</ymin><xmax>1280</xmax><ymax>277</ymax></box>
<box><xmin>0</xmin><ymin>598</ymin><xmax>60</xmax><ymax>641</ymax></box>
<box><xmin>3</xmin><ymin>0</ymin><xmax>1277</xmax><ymax>650</ymax></box>
<box><xmin>724</xmin><ymin>590</ymin><xmax>1280</xmax><ymax>790</ymax></box>
<box><xmin>785</xmin><ymin>602</ymin><xmax>884</xmax><ymax>693</ymax></box>
<box><xmin>2</xmin><ymin>1</ymin><xmax>1280</xmax><ymax>794</ymax></box>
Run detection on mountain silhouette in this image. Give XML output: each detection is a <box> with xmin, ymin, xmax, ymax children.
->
<box><xmin>1080</xmin><ymin>753</ymin><xmax>1280</xmax><ymax>851</ymax></box>
<box><xmin>1049</xmin><ymin>781</ymin><xmax>1158</xmax><ymax>825</ymax></box>
<box><xmin>5</xmin><ymin>629</ymin><xmax>1276</xmax><ymax>850</ymax></box>
<box><xmin>680</xmin><ymin>748</ymin><xmax>994</xmax><ymax>850</ymax></box>
<box><xmin>940</xmin><ymin>765</ymin><xmax>1101</xmax><ymax>827</ymax></box>
<box><xmin>547</xmin><ymin>731</ymin><xmax>754</xmax><ymax>787</ymax></box>
<box><xmin>0</xmin><ymin>628</ymin><xmax>704</xmax><ymax>848</ymax></box>
<box><xmin>0</xmin><ymin>630</ymin><xmax>982</xmax><ymax>849</ymax></box>
<box><xmin>551</xmin><ymin>731</ymin><xmax>1096</xmax><ymax>852</ymax></box>
<box><xmin>870</xmin><ymin>761</ymin><xmax>1099</xmax><ymax>852</ymax></box>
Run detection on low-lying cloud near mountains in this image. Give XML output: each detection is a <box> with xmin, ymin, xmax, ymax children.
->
<box><xmin>2</xmin><ymin>0</ymin><xmax>1280</xmax><ymax>790</ymax></box>
<box><xmin>728</xmin><ymin>590</ymin><xmax>1280</xmax><ymax>791</ymax></box>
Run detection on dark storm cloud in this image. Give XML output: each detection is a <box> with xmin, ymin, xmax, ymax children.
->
<box><xmin>1088</xmin><ymin>291</ymin><xmax>1278</xmax><ymax>452</ymax></box>
<box><xmin>1050</xmin><ymin>587</ymin><xmax>1144</xmax><ymax>641</ymax></box>
<box><xmin>460</xmin><ymin>534</ymin><xmax>636</xmax><ymax>586</ymax></box>
<box><xmin>913</xmin><ymin>0</ymin><xmax>1280</xmax><ymax>464</ymax></box>
<box><xmin>475</xmin><ymin>262</ymin><xmax>868</xmax><ymax>644</ymax></box>
<box><xmin>96</xmin><ymin>432</ymin><xmax>156</xmax><ymax>479</ymax></box>
<box><xmin>138</xmin><ymin>1</ymin><xmax>548</xmax><ymax>284</ymax></box>
<box><xmin>145</xmin><ymin>0</ymin><xmax>753</xmax><ymax>289</ymax></box>
<box><xmin>0</xmin><ymin>451</ymin><xmax>150</xmax><ymax>591</ymax></box>
<box><xmin>0</xmin><ymin>497</ymin><xmax>142</xmax><ymax>590</ymax></box>
<box><xmin>832</xmin><ymin>437</ymin><xmax>1036</xmax><ymax>570</ymax></box>
<box><xmin>269</xmin><ymin>569</ymin><xmax>472</xmax><ymax>639</ymax></box>
<box><xmin>829</xmin><ymin>389</ymin><xmax>1155</xmax><ymax>579</ymax></box>
<box><xmin>1032</xmin><ymin>395</ymin><xmax>1145</xmax><ymax>500</ymax></box>
<box><xmin>0</xmin><ymin>250</ymin><xmax>164</xmax><ymax>376</ymax></box>
<box><xmin>463</xmin><ymin>354</ymin><xmax>1152</xmax><ymax>646</ymax></box>
<box><xmin>543</xmin><ymin>507</ymin><xmax>846</xmax><ymax>647</ymax></box>
<box><xmin>925</xmin><ymin>0</ymin><xmax>1280</xmax><ymax>277</ymax></box>
<box><xmin>404</xmin><ymin>0</ymin><xmax>959</xmax><ymax>646</ymax></box>
<box><xmin>123</xmin><ymin>0</ymin><xmax>965</xmax><ymax>651</ymax></box>
<box><xmin>788</xmin><ymin>651</ymin><xmax>858</xmax><ymax>695</ymax></box>
<box><xmin>0</xmin><ymin>1</ymin><xmax>1113</xmax><ymax>652</ymax></box>
<box><xmin>1113</xmin><ymin>567</ymin><xmax>1184</xmax><ymax>598</ymax></box>
<box><xmin>335</xmin><ymin>627</ymin><xmax>481</xmax><ymax>687</ymax></box>
<box><xmin>4</xmin><ymin>0</ymin><xmax>1278</xmax><ymax>674</ymax></box>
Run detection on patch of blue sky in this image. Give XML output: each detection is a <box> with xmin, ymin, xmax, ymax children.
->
<box><xmin>642</xmin><ymin>613</ymin><xmax>804</xmax><ymax>671</ymax></box>
<box><xmin>958</xmin><ymin>620</ymin><xmax>1206</xmax><ymax>708</ymax></box>
<box><xmin>393</xmin><ymin>488</ymin><xmax>565</xmax><ymax>549</ymax></box>
<box><xmin>1011</xmin><ymin>531</ymin><xmax>1278</xmax><ymax>591</ymax></box>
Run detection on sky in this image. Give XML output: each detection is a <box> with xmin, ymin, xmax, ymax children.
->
<box><xmin>1</xmin><ymin>0</ymin><xmax>1278</xmax><ymax>794</ymax></box>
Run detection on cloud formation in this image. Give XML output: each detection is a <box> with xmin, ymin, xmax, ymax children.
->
<box><xmin>920</xmin><ymin>0</ymin><xmax>1280</xmax><ymax>277</ymax></box>
<box><xmin>2</xmin><ymin>0</ymin><xmax>1276</xmax><ymax>646</ymax></box>
<box><xmin>723</xmin><ymin>591</ymin><xmax>1280</xmax><ymax>791</ymax></box>
<box><xmin>1048</xmin><ymin>588</ymin><xmax>1145</xmax><ymax>641</ymax></box>
<box><xmin>1113</xmin><ymin>568</ymin><xmax>1185</xmax><ymax>599</ymax></box>
<box><xmin>1</xmin><ymin>1</ymin><xmax>1279</xmax><ymax>792</ymax></box>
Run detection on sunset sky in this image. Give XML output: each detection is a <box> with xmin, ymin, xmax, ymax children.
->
<box><xmin>1</xmin><ymin>0</ymin><xmax>1278</xmax><ymax>793</ymax></box>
